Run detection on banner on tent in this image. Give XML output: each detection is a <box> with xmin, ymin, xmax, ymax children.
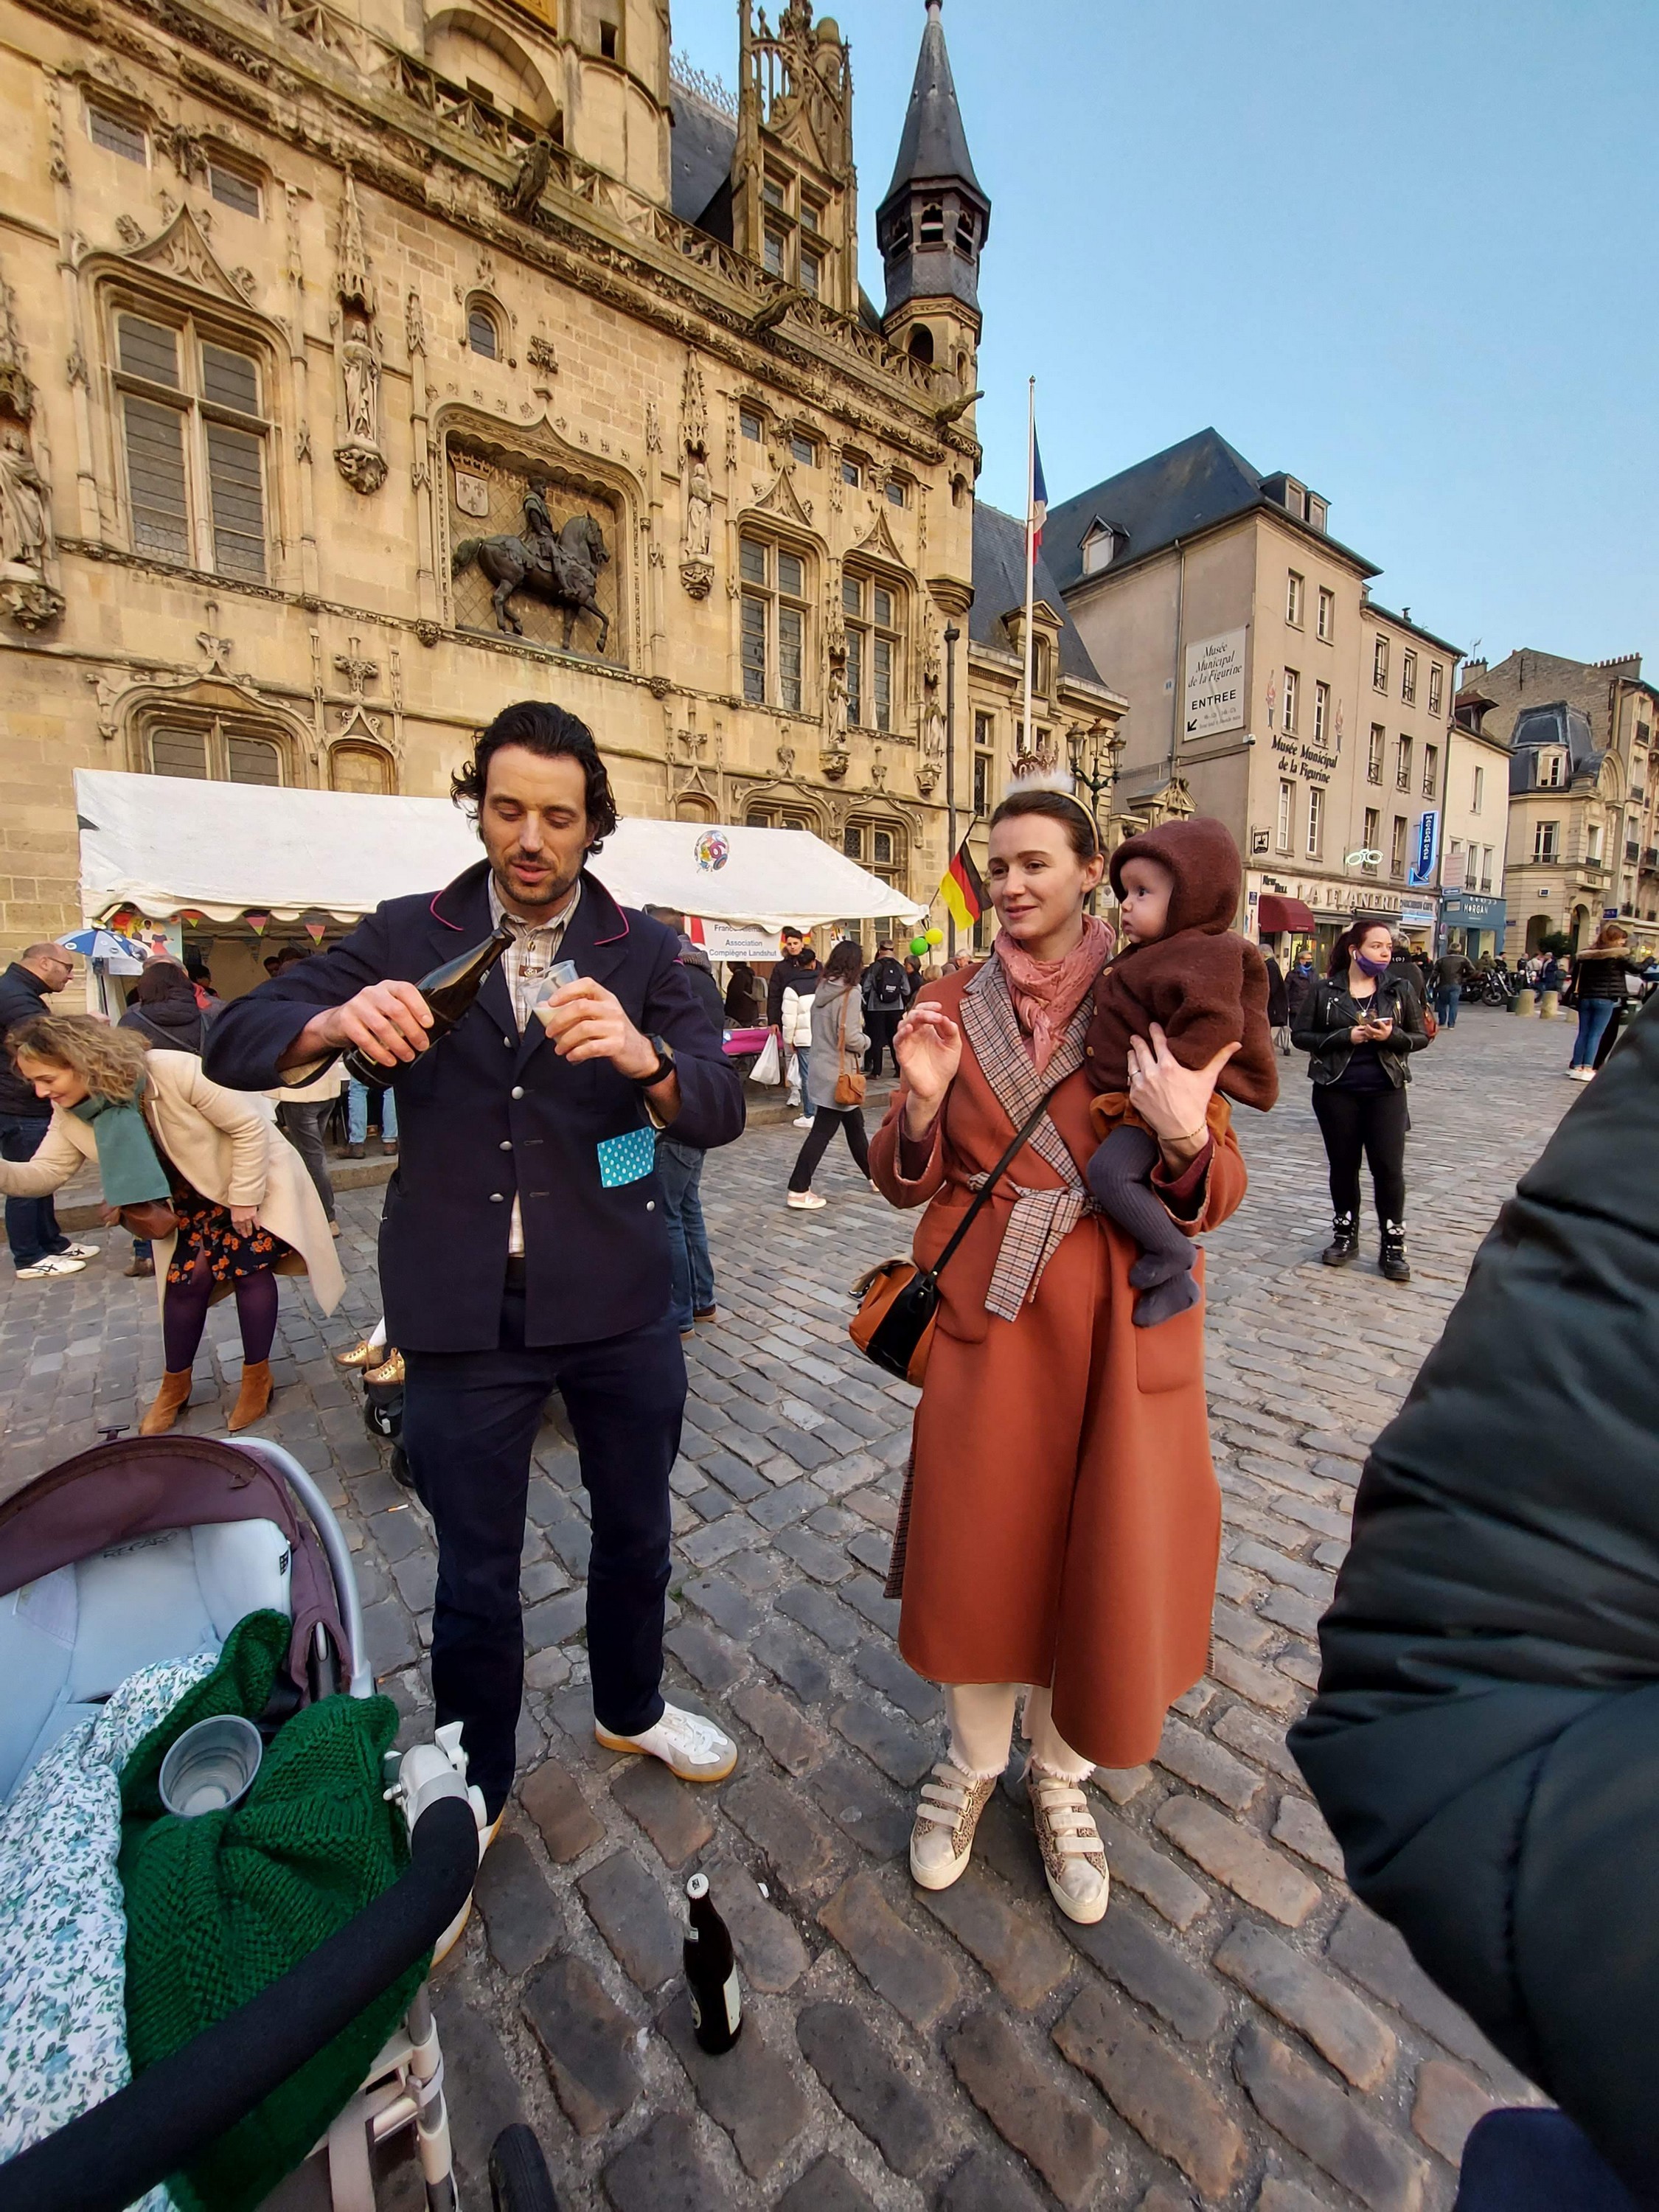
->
<box><xmin>686</xmin><ymin>918</ymin><xmax>780</xmax><ymax>961</ymax></box>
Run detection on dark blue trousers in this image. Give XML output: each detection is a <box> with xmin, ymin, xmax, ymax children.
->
<box><xmin>1453</xmin><ymin>2110</ymin><xmax>1638</xmax><ymax>2211</ymax></box>
<box><xmin>402</xmin><ymin>1293</ymin><xmax>684</xmax><ymax>1815</ymax></box>
<box><xmin>1</xmin><ymin>1115</ymin><xmax>68</xmax><ymax>1268</ymax></box>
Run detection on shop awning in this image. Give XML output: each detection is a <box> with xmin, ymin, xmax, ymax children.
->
<box><xmin>1257</xmin><ymin>894</ymin><xmax>1318</xmax><ymax>933</ymax></box>
<box><xmin>74</xmin><ymin>771</ymin><xmax>925</xmax><ymax>931</ymax></box>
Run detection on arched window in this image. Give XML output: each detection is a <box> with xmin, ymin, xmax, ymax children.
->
<box><xmin>841</xmin><ymin>566</ymin><xmax>906</xmax><ymax>734</ymax></box>
<box><xmin>144</xmin><ymin>710</ymin><xmax>287</xmax><ymax>786</ymax></box>
<box><xmin>330</xmin><ymin>742</ymin><xmax>394</xmax><ymax>794</ymax></box>
<box><xmin>841</xmin><ymin>818</ymin><xmax>907</xmax><ymax>895</ymax></box>
<box><xmin>467</xmin><ymin>300</ymin><xmax>500</xmax><ymax>359</ymax></box>
<box><xmin>919</xmin><ymin>201</ymin><xmax>945</xmax><ymax>248</ymax></box>
<box><xmin>908</xmin><ymin>325</ymin><xmax>933</xmax><ymax>366</ymax></box>
<box><xmin>739</xmin><ymin>533</ymin><xmax>813</xmax><ymax>712</ymax></box>
<box><xmin>112</xmin><ymin>305</ymin><xmax>271</xmax><ymax>580</ymax></box>
<box><xmin>954</xmin><ymin>209</ymin><xmax>977</xmax><ymax>255</ymax></box>
<box><xmin>675</xmin><ymin>795</ymin><xmax>715</xmax><ymax>823</ymax></box>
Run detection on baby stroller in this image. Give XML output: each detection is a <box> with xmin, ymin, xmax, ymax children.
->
<box><xmin>0</xmin><ymin>1435</ymin><xmax>557</xmax><ymax>2212</ymax></box>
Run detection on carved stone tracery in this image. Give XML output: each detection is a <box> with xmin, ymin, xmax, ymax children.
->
<box><xmin>332</xmin><ymin>173</ymin><xmax>387</xmax><ymax>495</ymax></box>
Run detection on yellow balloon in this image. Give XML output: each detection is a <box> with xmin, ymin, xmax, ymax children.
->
<box><xmin>925</xmin><ymin>928</ymin><xmax>945</xmax><ymax>947</ymax></box>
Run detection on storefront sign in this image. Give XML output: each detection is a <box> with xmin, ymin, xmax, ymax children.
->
<box><xmin>1400</xmin><ymin>898</ymin><xmax>1436</xmax><ymax>929</ymax></box>
<box><xmin>1184</xmin><ymin>628</ymin><xmax>1247</xmax><ymax>740</ymax></box>
<box><xmin>1441</xmin><ymin>894</ymin><xmax>1508</xmax><ymax>929</ymax></box>
<box><xmin>1408</xmin><ymin>809</ymin><xmax>1439</xmax><ymax>888</ymax></box>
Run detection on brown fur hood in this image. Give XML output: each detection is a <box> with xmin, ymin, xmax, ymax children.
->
<box><xmin>1109</xmin><ymin>817</ymin><xmax>1242</xmax><ymax>939</ymax></box>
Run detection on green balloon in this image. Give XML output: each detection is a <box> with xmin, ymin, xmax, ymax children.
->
<box><xmin>909</xmin><ymin>934</ymin><xmax>930</xmax><ymax>956</ymax></box>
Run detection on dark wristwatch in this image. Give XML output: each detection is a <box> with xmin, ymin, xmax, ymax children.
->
<box><xmin>633</xmin><ymin>1034</ymin><xmax>676</xmax><ymax>1089</ymax></box>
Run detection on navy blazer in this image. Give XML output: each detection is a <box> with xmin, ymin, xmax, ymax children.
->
<box><xmin>202</xmin><ymin>861</ymin><xmax>745</xmax><ymax>1352</ymax></box>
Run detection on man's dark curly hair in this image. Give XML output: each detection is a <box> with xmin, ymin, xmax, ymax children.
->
<box><xmin>451</xmin><ymin>700</ymin><xmax>619</xmax><ymax>852</ymax></box>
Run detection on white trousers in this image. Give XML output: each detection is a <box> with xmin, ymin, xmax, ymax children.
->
<box><xmin>945</xmin><ymin>1683</ymin><xmax>1093</xmax><ymax>1784</ymax></box>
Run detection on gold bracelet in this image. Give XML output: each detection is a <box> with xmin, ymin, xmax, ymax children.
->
<box><xmin>1166</xmin><ymin>1125</ymin><xmax>1208</xmax><ymax>1150</ymax></box>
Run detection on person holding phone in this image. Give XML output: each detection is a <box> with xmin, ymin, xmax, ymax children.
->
<box><xmin>1291</xmin><ymin>917</ymin><xmax>1429</xmax><ymax>1282</ymax></box>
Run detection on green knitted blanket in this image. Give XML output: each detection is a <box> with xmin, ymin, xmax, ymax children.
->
<box><xmin>119</xmin><ymin>1613</ymin><xmax>428</xmax><ymax>2212</ymax></box>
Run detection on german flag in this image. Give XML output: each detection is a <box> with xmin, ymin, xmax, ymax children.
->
<box><xmin>938</xmin><ymin>835</ymin><xmax>987</xmax><ymax>932</ymax></box>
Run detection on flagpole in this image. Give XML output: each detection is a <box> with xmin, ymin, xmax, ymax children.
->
<box><xmin>1021</xmin><ymin>375</ymin><xmax>1036</xmax><ymax>764</ymax></box>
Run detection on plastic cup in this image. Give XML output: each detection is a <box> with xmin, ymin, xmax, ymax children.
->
<box><xmin>533</xmin><ymin>959</ymin><xmax>581</xmax><ymax>1029</ymax></box>
<box><xmin>159</xmin><ymin>1714</ymin><xmax>264</xmax><ymax>1818</ymax></box>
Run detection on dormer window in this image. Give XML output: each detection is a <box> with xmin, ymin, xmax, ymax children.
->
<box><xmin>1081</xmin><ymin>524</ymin><xmax>1116</xmax><ymax>575</ymax></box>
<box><xmin>1543</xmin><ymin>751</ymin><xmax>1566</xmax><ymax>788</ymax></box>
<box><xmin>919</xmin><ymin>202</ymin><xmax>945</xmax><ymax>247</ymax></box>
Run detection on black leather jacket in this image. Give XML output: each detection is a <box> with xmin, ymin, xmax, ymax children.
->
<box><xmin>1290</xmin><ymin>972</ymin><xmax>1429</xmax><ymax>1088</ymax></box>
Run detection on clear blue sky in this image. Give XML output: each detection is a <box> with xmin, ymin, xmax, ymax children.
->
<box><xmin>670</xmin><ymin>0</ymin><xmax>1657</xmax><ymax>669</ymax></box>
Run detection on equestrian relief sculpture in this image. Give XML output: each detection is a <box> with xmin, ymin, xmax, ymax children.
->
<box><xmin>452</xmin><ymin>483</ymin><xmax>611</xmax><ymax>654</ymax></box>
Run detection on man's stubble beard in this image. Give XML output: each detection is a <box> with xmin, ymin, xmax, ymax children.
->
<box><xmin>490</xmin><ymin>851</ymin><xmax>583</xmax><ymax>920</ymax></box>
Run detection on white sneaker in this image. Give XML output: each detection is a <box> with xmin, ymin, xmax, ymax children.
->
<box><xmin>58</xmin><ymin>1241</ymin><xmax>100</xmax><ymax>1259</ymax></box>
<box><xmin>1026</xmin><ymin>1764</ymin><xmax>1110</xmax><ymax>1924</ymax></box>
<box><xmin>596</xmin><ymin>1702</ymin><xmax>737</xmax><ymax>1781</ymax></box>
<box><xmin>15</xmin><ymin>1254</ymin><xmax>86</xmax><ymax>1280</ymax></box>
<box><xmin>786</xmin><ymin>1190</ymin><xmax>827</xmax><ymax>1210</ymax></box>
<box><xmin>793</xmin><ymin>1114</ymin><xmax>815</xmax><ymax>1129</ymax></box>
<box><xmin>910</xmin><ymin>1761</ymin><xmax>998</xmax><ymax>1891</ymax></box>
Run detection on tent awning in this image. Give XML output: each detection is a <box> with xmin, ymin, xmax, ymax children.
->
<box><xmin>74</xmin><ymin>771</ymin><xmax>926</xmax><ymax>931</ymax></box>
<box><xmin>1257</xmin><ymin>895</ymin><xmax>1318</xmax><ymax>933</ymax></box>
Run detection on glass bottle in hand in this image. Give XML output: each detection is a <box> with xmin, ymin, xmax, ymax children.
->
<box><xmin>341</xmin><ymin>919</ymin><xmax>516</xmax><ymax>1086</ymax></box>
<box><xmin>684</xmin><ymin>1873</ymin><xmax>742</xmax><ymax>2053</ymax></box>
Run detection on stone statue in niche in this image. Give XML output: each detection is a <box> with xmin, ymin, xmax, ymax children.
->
<box><xmin>0</xmin><ymin>423</ymin><xmax>48</xmax><ymax>574</ymax></box>
<box><xmin>332</xmin><ymin>173</ymin><xmax>388</xmax><ymax>496</ymax></box>
<box><xmin>684</xmin><ymin>453</ymin><xmax>712</xmax><ymax>560</ymax></box>
<box><xmin>0</xmin><ymin>283</ymin><xmax>63</xmax><ymax>630</ymax></box>
<box><xmin>679</xmin><ymin>448</ymin><xmax>714</xmax><ymax>599</ymax></box>
<box><xmin>341</xmin><ymin>317</ymin><xmax>378</xmax><ymax>443</ymax></box>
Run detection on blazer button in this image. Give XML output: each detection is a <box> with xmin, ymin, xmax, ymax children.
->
<box><xmin>499</xmin><ymin>1138</ymin><xmax>512</xmax><ymax>1151</ymax></box>
<box><xmin>646</xmin><ymin>1200</ymin><xmax>655</xmax><ymax>1211</ymax></box>
<box><xmin>489</xmin><ymin>1192</ymin><xmax>504</xmax><ymax>1203</ymax></box>
<box><xmin>504</xmin><ymin>1035</ymin><xmax>513</xmax><ymax>1048</ymax></box>
<box><xmin>511</xmin><ymin>1085</ymin><xmax>525</xmax><ymax>1100</ymax></box>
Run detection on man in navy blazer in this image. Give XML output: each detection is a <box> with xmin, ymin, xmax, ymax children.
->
<box><xmin>204</xmin><ymin>700</ymin><xmax>745</xmax><ymax>1827</ymax></box>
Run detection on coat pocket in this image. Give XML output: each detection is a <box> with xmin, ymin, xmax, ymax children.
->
<box><xmin>1132</xmin><ymin>1253</ymin><xmax>1206</xmax><ymax>1395</ymax></box>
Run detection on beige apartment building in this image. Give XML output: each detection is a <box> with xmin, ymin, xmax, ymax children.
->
<box><xmin>1043</xmin><ymin>429</ymin><xmax>1481</xmax><ymax>959</ymax></box>
<box><xmin>0</xmin><ymin>0</ymin><xmax>995</xmax><ymax>968</ymax></box>
<box><xmin>1458</xmin><ymin>649</ymin><xmax>1659</xmax><ymax>956</ymax></box>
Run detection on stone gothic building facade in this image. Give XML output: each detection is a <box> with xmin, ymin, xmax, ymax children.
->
<box><xmin>0</xmin><ymin>0</ymin><xmax>998</xmax><ymax>949</ymax></box>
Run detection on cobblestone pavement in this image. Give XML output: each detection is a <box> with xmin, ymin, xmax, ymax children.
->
<box><xmin>0</xmin><ymin>1009</ymin><xmax>1585</xmax><ymax>2212</ymax></box>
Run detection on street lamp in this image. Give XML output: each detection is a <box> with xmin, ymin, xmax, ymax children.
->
<box><xmin>1067</xmin><ymin>721</ymin><xmax>1125</xmax><ymax>914</ymax></box>
<box><xmin>1066</xmin><ymin>720</ymin><xmax>1125</xmax><ymax>832</ymax></box>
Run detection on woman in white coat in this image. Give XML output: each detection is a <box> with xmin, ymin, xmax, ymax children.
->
<box><xmin>0</xmin><ymin>1015</ymin><xmax>343</xmax><ymax>1434</ymax></box>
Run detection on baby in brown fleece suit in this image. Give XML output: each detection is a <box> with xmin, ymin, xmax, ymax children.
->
<box><xmin>1085</xmin><ymin>817</ymin><xmax>1278</xmax><ymax>1325</ymax></box>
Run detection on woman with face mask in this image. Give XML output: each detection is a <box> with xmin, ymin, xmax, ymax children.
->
<box><xmin>1290</xmin><ymin>917</ymin><xmax>1430</xmax><ymax>1281</ymax></box>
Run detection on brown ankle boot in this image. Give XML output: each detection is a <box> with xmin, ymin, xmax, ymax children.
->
<box><xmin>228</xmin><ymin>1359</ymin><xmax>274</xmax><ymax>1433</ymax></box>
<box><xmin>140</xmin><ymin>1369</ymin><xmax>193</xmax><ymax>1436</ymax></box>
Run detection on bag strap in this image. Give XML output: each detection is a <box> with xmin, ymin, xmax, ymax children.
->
<box><xmin>836</xmin><ymin>987</ymin><xmax>850</xmax><ymax>1060</ymax></box>
<box><xmin>922</xmin><ymin>1077</ymin><xmax>1069</xmax><ymax>1289</ymax></box>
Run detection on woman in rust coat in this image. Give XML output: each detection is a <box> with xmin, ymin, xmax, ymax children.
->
<box><xmin>870</xmin><ymin>787</ymin><xmax>1247</xmax><ymax>1924</ymax></box>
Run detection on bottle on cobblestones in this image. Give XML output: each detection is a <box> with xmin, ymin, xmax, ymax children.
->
<box><xmin>340</xmin><ymin>920</ymin><xmax>516</xmax><ymax>1087</ymax></box>
<box><xmin>683</xmin><ymin>1872</ymin><xmax>742</xmax><ymax>2054</ymax></box>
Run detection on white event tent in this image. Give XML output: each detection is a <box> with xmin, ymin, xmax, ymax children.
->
<box><xmin>74</xmin><ymin>771</ymin><xmax>925</xmax><ymax>935</ymax></box>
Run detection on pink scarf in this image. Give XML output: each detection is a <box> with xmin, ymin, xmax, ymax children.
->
<box><xmin>994</xmin><ymin>913</ymin><xmax>1115</xmax><ymax>1073</ymax></box>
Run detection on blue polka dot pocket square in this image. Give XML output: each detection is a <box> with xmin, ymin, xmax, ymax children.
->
<box><xmin>597</xmin><ymin>1125</ymin><xmax>658</xmax><ymax>1188</ymax></box>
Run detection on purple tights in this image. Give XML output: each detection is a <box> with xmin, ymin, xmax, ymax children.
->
<box><xmin>162</xmin><ymin>1251</ymin><xmax>278</xmax><ymax>1373</ymax></box>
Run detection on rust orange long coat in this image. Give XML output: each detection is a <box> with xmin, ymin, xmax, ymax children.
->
<box><xmin>869</xmin><ymin>966</ymin><xmax>1247</xmax><ymax>1770</ymax></box>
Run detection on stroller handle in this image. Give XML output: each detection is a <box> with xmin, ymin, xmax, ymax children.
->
<box><xmin>234</xmin><ymin>1437</ymin><xmax>375</xmax><ymax>1699</ymax></box>
<box><xmin>0</xmin><ymin>1795</ymin><xmax>479</xmax><ymax>2212</ymax></box>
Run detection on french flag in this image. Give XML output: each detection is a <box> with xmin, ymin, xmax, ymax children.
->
<box><xmin>1030</xmin><ymin>427</ymin><xmax>1048</xmax><ymax>554</ymax></box>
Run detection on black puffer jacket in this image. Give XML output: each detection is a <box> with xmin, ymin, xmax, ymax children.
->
<box><xmin>1289</xmin><ymin>973</ymin><xmax>1429</xmax><ymax>1088</ymax></box>
<box><xmin>1290</xmin><ymin>994</ymin><xmax>1659</xmax><ymax>2202</ymax></box>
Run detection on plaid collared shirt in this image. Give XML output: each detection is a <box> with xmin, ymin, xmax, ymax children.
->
<box><xmin>489</xmin><ymin>876</ymin><xmax>581</xmax><ymax>1036</ymax></box>
<box><xmin>488</xmin><ymin>877</ymin><xmax>580</xmax><ymax>1254</ymax></box>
